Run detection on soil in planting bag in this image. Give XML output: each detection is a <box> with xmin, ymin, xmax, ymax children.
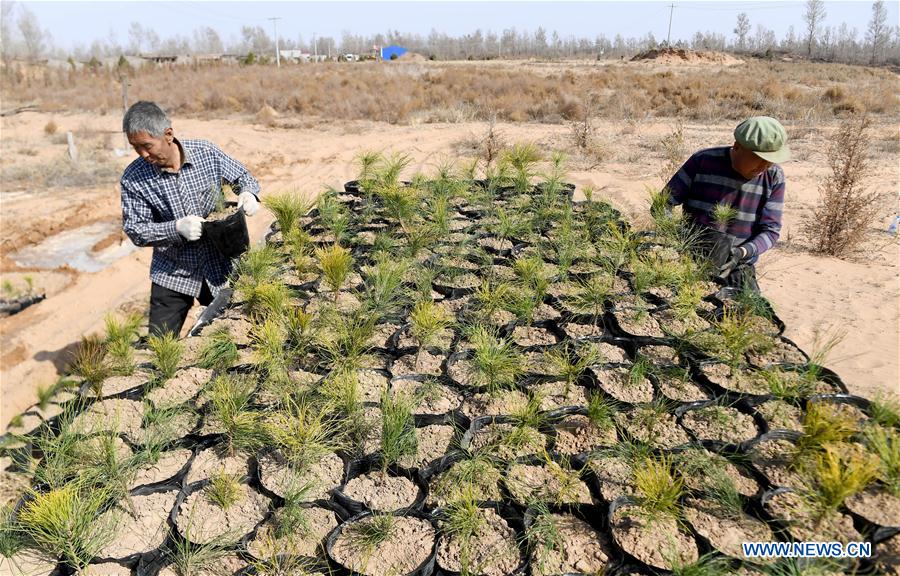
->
<box><xmin>202</xmin><ymin>207</ymin><xmax>249</xmax><ymax>259</ymax></box>
<box><xmin>325</xmin><ymin>511</ymin><xmax>437</xmax><ymax>576</ymax></box>
<box><xmin>188</xmin><ymin>287</ymin><xmax>233</xmax><ymax>337</ymax></box>
<box><xmin>335</xmin><ymin>455</ymin><xmax>426</xmax><ymax>515</ymax></box>
<box><xmin>433</xmin><ymin>502</ymin><xmax>527</xmax><ymax>576</ymax></box>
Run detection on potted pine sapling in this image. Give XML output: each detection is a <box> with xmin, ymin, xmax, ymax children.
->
<box><xmin>196</xmin><ymin>325</ymin><xmax>239</xmax><ymax>372</ymax></box>
<box><xmin>409</xmin><ymin>300</ymin><xmax>452</xmax><ymax>373</ymax></box>
<box><xmin>315</xmin><ymin>244</ymin><xmax>354</xmax><ymax>303</ymax></box>
<box><xmin>205</xmin><ymin>373</ymin><xmax>268</xmax><ymax>456</ymax></box>
<box><xmin>435</xmin><ymin>488</ymin><xmax>523</xmax><ymax>575</ymax></box>
<box><xmin>262</xmin><ymin>191</ymin><xmax>312</xmax><ymax>241</ymax></box>
<box><xmin>103</xmin><ymin>312</ymin><xmax>142</xmax><ymax>377</ymax></box>
<box><xmin>502</xmin><ymin>143</ymin><xmax>541</xmax><ymax>196</ymax></box>
<box><xmin>337</xmin><ymin>391</ymin><xmax>422</xmax><ymax>514</ymax></box>
<box><xmin>16</xmin><ymin>481</ymin><xmax>118</xmax><ymax>572</ymax></box>
<box><xmin>525</xmin><ymin>500</ymin><xmax>612</xmax><ymax>576</ymax></box>
<box><xmin>70</xmin><ymin>333</ymin><xmax>110</xmax><ymax>399</ymax></box>
<box><xmin>609</xmin><ymin>454</ymin><xmax>699</xmax><ymax>571</ymax></box>
<box><xmin>259</xmin><ymin>396</ymin><xmax>346</xmax><ymax>503</ymax></box>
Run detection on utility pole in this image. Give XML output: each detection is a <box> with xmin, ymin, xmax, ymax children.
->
<box><xmin>498</xmin><ymin>34</ymin><xmax>501</xmax><ymax>59</ymax></box>
<box><xmin>313</xmin><ymin>33</ymin><xmax>318</xmax><ymax>62</ymax></box>
<box><xmin>666</xmin><ymin>3</ymin><xmax>675</xmax><ymax>47</ymax></box>
<box><xmin>268</xmin><ymin>17</ymin><xmax>281</xmax><ymax>67</ymax></box>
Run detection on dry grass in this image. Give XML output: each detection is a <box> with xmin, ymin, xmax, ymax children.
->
<box><xmin>2</xmin><ymin>59</ymin><xmax>896</xmax><ymax>126</ymax></box>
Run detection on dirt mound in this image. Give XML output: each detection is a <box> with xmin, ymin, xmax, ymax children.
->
<box><xmin>632</xmin><ymin>47</ymin><xmax>742</xmax><ymax>66</ymax></box>
<box><xmin>398</xmin><ymin>51</ymin><xmax>427</xmax><ymax>62</ymax></box>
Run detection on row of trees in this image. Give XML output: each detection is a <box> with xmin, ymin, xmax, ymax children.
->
<box><xmin>2</xmin><ymin>0</ymin><xmax>898</xmax><ymax>66</ymax></box>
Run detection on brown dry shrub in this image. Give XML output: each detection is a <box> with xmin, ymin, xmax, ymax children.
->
<box><xmin>43</xmin><ymin>119</ymin><xmax>58</xmax><ymax>135</ymax></box>
<box><xmin>803</xmin><ymin>114</ymin><xmax>883</xmax><ymax>258</ymax></box>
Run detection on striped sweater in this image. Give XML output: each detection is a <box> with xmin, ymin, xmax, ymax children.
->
<box><xmin>665</xmin><ymin>146</ymin><xmax>784</xmax><ymax>262</ymax></box>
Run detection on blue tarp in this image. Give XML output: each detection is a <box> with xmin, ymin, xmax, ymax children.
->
<box><xmin>381</xmin><ymin>45</ymin><xmax>407</xmax><ymax>60</ymax></box>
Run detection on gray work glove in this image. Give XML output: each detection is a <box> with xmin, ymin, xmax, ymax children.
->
<box><xmin>718</xmin><ymin>245</ymin><xmax>749</xmax><ymax>278</ymax></box>
<box><xmin>176</xmin><ymin>215</ymin><xmax>204</xmax><ymax>241</ymax></box>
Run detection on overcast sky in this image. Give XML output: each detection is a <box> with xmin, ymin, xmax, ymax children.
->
<box><xmin>15</xmin><ymin>1</ymin><xmax>898</xmax><ymax>51</ymax></box>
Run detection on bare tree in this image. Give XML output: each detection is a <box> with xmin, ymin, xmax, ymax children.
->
<box><xmin>193</xmin><ymin>26</ymin><xmax>223</xmax><ymax>54</ymax></box>
<box><xmin>867</xmin><ymin>0</ymin><xmax>888</xmax><ymax>64</ymax></box>
<box><xmin>17</xmin><ymin>5</ymin><xmax>48</xmax><ymax>60</ymax></box>
<box><xmin>1</xmin><ymin>1</ymin><xmax>17</xmax><ymax>61</ymax></box>
<box><xmin>804</xmin><ymin>0</ymin><xmax>827</xmax><ymax>56</ymax></box>
<box><xmin>734</xmin><ymin>13</ymin><xmax>751</xmax><ymax>52</ymax></box>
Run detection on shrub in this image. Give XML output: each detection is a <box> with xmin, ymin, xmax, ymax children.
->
<box><xmin>44</xmin><ymin>120</ymin><xmax>58</xmax><ymax>135</ymax></box>
<box><xmin>803</xmin><ymin>114</ymin><xmax>883</xmax><ymax>257</ymax></box>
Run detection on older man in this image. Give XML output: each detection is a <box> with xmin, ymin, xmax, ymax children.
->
<box><xmin>120</xmin><ymin>100</ymin><xmax>261</xmax><ymax>336</ymax></box>
<box><xmin>664</xmin><ymin>116</ymin><xmax>790</xmax><ymax>292</ymax></box>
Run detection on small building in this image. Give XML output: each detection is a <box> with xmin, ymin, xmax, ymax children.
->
<box><xmin>381</xmin><ymin>45</ymin><xmax>407</xmax><ymax>61</ymax></box>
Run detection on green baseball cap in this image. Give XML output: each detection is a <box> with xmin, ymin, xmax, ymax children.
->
<box><xmin>734</xmin><ymin>116</ymin><xmax>791</xmax><ymax>163</ymax></box>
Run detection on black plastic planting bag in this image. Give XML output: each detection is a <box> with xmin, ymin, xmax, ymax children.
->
<box><xmin>202</xmin><ymin>208</ymin><xmax>249</xmax><ymax>259</ymax></box>
<box><xmin>697</xmin><ymin>228</ymin><xmax>737</xmax><ymax>270</ymax></box>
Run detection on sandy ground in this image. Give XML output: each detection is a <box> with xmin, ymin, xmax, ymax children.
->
<box><xmin>1</xmin><ymin>108</ymin><xmax>897</xmax><ymax>427</ymax></box>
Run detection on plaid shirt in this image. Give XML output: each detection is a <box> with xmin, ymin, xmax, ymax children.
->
<box><xmin>665</xmin><ymin>146</ymin><xmax>784</xmax><ymax>262</ymax></box>
<box><xmin>120</xmin><ymin>138</ymin><xmax>260</xmax><ymax>297</ymax></box>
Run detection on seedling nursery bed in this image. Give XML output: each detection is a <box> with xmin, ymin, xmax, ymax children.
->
<box><xmin>1</xmin><ymin>150</ymin><xmax>898</xmax><ymax>576</ymax></box>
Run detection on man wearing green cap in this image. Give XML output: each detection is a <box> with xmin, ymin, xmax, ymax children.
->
<box><xmin>664</xmin><ymin>116</ymin><xmax>791</xmax><ymax>291</ymax></box>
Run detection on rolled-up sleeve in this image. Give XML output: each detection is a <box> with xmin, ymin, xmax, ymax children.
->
<box><xmin>211</xmin><ymin>143</ymin><xmax>260</xmax><ymax>200</ymax></box>
<box><xmin>121</xmin><ymin>180</ymin><xmax>182</xmax><ymax>247</ymax></box>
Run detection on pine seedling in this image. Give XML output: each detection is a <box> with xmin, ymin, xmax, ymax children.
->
<box><xmin>250</xmin><ymin>316</ymin><xmax>289</xmax><ymax>381</ymax></box>
<box><xmin>704</xmin><ymin>473</ymin><xmax>744</xmax><ymax>521</ymax></box>
<box><xmin>796</xmin><ymin>402</ymin><xmax>858</xmax><ymax>456</ymax></box>
<box><xmin>410</xmin><ymin>300</ymin><xmax>452</xmax><ymax>369</ymax></box>
<box><xmin>441</xmin><ymin>488</ymin><xmax>484</xmax><ymax>571</ymax></box>
<box><xmin>513</xmin><ymin>254</ymin><xmax>553</xmax><ymax>296</ymax></box>
<box><xmin>104</xmin><ymin>312</ymin><xmax>142</xmax><ymax>346</ymax></box>
<box><xmin>70</xmin><ymin>334</ymin><xmax>109</xmax><ymax>397</ymax></box>
<box><xmin>807</xmin><ymin>444</ymin><xmax>878</xmax><ymax>512</ymax></box>
<box><xmin>316</xmin><ymin>189</ymin><xmax>351</xmax><ymax>242</ymax></box>
<box><xmin>206</xmin><ymin>470</ymin><xmax>242</xmax><ymax>510</ymax></box>
<box><xmin>273</xmin><ymin>479</ymin><xmax>314</xmax><ymax>539</ymax></box>
<box><xmin>634</xmin><ymin>455</ymin><xmax>684</xmax><ymax>519</ymax></box>
<box><xmin>863</xmin><ymin>426</ymin><xmax>900</xmax><ymax>496</ymax></box>
<box><xmin>17</xmin><ymin>483</ymin><xmax>116</xmax><ymax>571</ymax></box>
<box><xmin>869</xmin><ymin>393</ymin><xmax>900</xmax><ymax>429</ymax></box>
<box><xmin>207</xmin><ymin>373</ymin><xmax>267</xmax><ymax>454</ymax></box>
<box><xmin>317</xmin><ymin>313</ymin><xmax>375</xmax><ymax>373</ymax></box>
<box><xmin>544</xmin><ymin>343</ymin><xmax>599</xmax><ymax>390</ymax></box>
<box><xmin>197</xmin><ymin>326</ymin><xmax>239</xmax><ymax>371</ymax></box>
<box><xmin>233</xmin><ymin>245</ymin><xmax>281</xmax><ymax>288</ymax></box>
<box><xmin>263</xmin><ymin>191</ymin><xmax>312</xmax><ymax>236</ymax></box>
<box><xmin>316</xmin><ymin>244</ymin><xmax>353</xmax><ymax>301</ymax></box>
<box><xmin>356</xmin><ymin>151</ymin><xmax>384</xmax><ymax>196</ymax></box>
<box><xmin>586</xmin><ymin>392</ymin><xmax>616</xmax><ymax>430</ymax></box>
<box><xmin>473</xmin><ymin>279</ymin><xmax>514</xmax><ymax>320</ymax></box>
<box><xmin>712</xmin><ymin>203</ymin><xmax>738</xmax><ymax>232</ymax></box>
<box><xmin>469</xmin><ymin>325</ymin><xmax>523</xmax><ymax>393</ymax></box>
<box><xmin>0</xmin><ymin>504</ymin><xmax>25</xmax><ymax>562</ymax></box>
<box><xmin>348</xmin><ymin>513</ymin><xmax>395</xmax><ymax>550</ymax></box>
<box><xmin>525</xmin><ymin>502</ymin><xmax>563</xmax><ymax>569</ymax></box>
<box><xmin>380</xmin><ymin>390</ymin><xmax>417</xmax><ymax>469</ymax></box>
<box><xmin>146</xmin><ymin>331</ymin><xmax>183</xmax><ymax>381</ymax></box>
<box><xmin>266</xmin><ymin>397</ymin><xmax>344</xmax><ymax>470</ymax></box>
<box><xmin>569</xmin><ymin>275</ymin><xmax>613</xmax><ymax>320</ymax></box>
<box><xmin>361</xmin><ymin>256</ymin><xmax>409</xmax><ymax>320</ymax></box>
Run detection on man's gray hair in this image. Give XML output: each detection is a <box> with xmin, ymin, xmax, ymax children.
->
<box><xmin>123</xmin><ymin>101</ymin><xmax>171</xmax><ymax>137</ymax></box>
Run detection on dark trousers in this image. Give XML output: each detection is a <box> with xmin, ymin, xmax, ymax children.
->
<box><xmin>148</xmin><ymin>282</ymin><xmax>213</xmax><ymax>337</ymax></box>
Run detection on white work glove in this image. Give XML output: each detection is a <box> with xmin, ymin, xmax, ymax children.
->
<box><xmin>176</xmin><ymin>215</ymin><xmax>204</xmax><ymax>241</ymax></box>
<box><xmin>237</xmin><ymin>192</ymin><xmax>259</xmax><ymax>216</ymax></box>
